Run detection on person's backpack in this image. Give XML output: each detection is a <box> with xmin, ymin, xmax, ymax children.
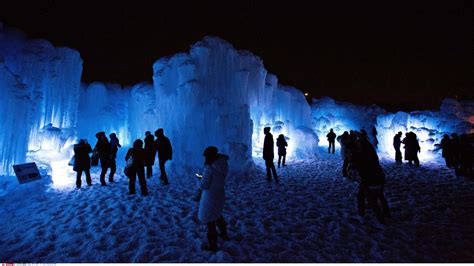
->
<box><xmin>126</xmin><ymin>154</ymin><xmax>134</xmax><ymax>168</ymax></box>
<box><xmin>124</xmin><ymin>150</ymin><xmax>135</xmax><ymax>177</ymax></box>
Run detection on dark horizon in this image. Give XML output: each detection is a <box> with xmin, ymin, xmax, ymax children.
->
<box><xmin>1</xmin><ymin>0</ymin><xmax>472</xmax><ymax>112</ymax></box>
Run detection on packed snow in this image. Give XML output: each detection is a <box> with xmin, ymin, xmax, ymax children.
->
<box><xmin>1</xmin><ymin>149</ymin><xmax>473</xmax><ymax>262</ymax></box>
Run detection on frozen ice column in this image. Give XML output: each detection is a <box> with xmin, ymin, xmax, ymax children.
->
<box><xmin>153</xmin><ymin>36</ymin><xmax>318</xmax><ymax>174</ymax></box>
<box><xmin>0</xmin><ymin>25</ymin><xmax>83</xmax><ymax>174</ymax></box>
<box><xmin>153</xmin><ymin>37</ymin><xmax>255</xmax><ymax>174</ymax></box>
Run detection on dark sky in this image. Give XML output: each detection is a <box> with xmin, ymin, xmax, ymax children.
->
<box><xmin>1</xmin><ymin>0</ymin><xmax>472</xmax><ymax>111</ymax></box>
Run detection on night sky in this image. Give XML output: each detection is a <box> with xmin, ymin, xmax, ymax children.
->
<box><xmin>1</xmin><ymin>1</ymin><xmax>472</xmax><ymax>112</ymax></box>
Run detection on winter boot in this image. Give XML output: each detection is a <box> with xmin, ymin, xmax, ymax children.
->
<box><xmin>216</xmin><ymin>217</ymin><xmax>229</xmax><ymax>241</ymax></box>
<box><xmin>204</xmin><ymin>231</ymin><xmax>218</xmax><ymax>252</ymax></box>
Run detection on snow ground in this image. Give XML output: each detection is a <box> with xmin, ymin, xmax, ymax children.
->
<box><xmin>1</xmin><ymin>150</ymin><xmax>474</xmax><ymax>262</ymax></box>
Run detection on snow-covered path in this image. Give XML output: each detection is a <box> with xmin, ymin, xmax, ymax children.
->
<box><xmin>1</xmin><ymin>153</ymin><xmax>474</xmax><ymax>262</ymax></box>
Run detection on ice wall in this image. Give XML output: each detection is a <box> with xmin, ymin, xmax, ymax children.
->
<box><xmin>0</xmin><ymin>63</ymin><xmax>32</xmax><ymax>174</ymax></box>
<box><xmin>153</xmin><ymin>37</ymin><xmax>317</xmax><ymax>174</ymax></box>
<box><xmin>251</xmin><ymin>82</ymin><xmax>318</xmax><ymax>158</ymax></box>
<box><xmin>376</xmin><ymin>98</ymin><xmax>473</xmax><ymax>160</ymax></box>
<box><xmin>77</xmin><ymin>82</ymin><xmax>130</xmax><ymax>146</ymax></box>
<box><xmin>128</xmin><ymin>82</ymin><xmax>159</xmax><ymax>141</ymax></box>
<box><xmin>311</xmin><ymin>97</ymin><xmax>386</xmax><ymax>147</ymax></box>
<box><xmin>0</xmin><ymin>25</ymin><xmax>82</xmax><ymax>175</ymax></box>
<box><xmin>440</xmin><ymin>98</ymin><xmax>474</xmax><ymax>132</ymax></box>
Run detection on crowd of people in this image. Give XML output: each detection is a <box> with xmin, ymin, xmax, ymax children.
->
<box><xmin>70</xmin><ymin>125</ymin><xmax>473</xmax><ymax>252</ymax></box>
<box><xmin>73</xmin><ymin>129</ymin><xmax>172</xmax><ymax>193</ymax></box>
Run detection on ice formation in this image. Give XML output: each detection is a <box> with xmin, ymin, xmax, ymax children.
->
<box><xmin>311</xmin><ymin>97</ymin><xmax>386</xmax><ymax>147</ymax></box>
<box><xmin>1</xmin><ymin>23</ymin><xmax>473</xmax><ymax>186</ymax></box>
<box><xmin>376</xmin><ymin>98</ymin><xmax>473</xmax><ymax>160</ymax></box>
<box><xmin>0</xmin><ymin>25</ymin><xmax>82</xmax><ymax>177</ymax></box>
<box><xmin>153</xmin><ymin>37</ymin><xmax>317</xmax><ymax>174</ymax></box>
<box><xmin>128</xmin><ymin>82</ymin><xmax>159</xmax><ymax>141</ymax></box>
<box><xmin>77</xmin><ymin>82</ymin><xmax>130</xmax><ymax>147</ymax></box>
<box><xmin>0</xmin><ymin>27</ymin><xmax>318</xmax><ymax>182</ymax></box>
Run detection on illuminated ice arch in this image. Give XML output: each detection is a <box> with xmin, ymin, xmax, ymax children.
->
<box><xmin>376</xmin><ymin>111</ymin><xmax>455</xmax><ymax>161</ymax></box>
<box><xmin>310</xmin><ymin>97</ymin><xmax>385</xmax><ymax>149</ymax></box>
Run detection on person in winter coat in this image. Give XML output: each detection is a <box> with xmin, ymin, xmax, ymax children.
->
<box><xmin>337</xmin><ymin>131</ymin><xmax>350</xmax><ymax>177</ymax></box>
<box><xmin>73</xmin><ymin>139</ymin><xmax>93</xmax><ymax>189</ymax></box>
<box><xmin>393</xmin><ymin>131</ymin><xmax>403</xmax><ymax>164</ymax></box>
<box><xmin>94</xmin><ymin>131</ymin><xmax>111</xmax><ymax>186</ymax></box>
<box><xmin>125</xmin><ymin>139</ymin><xmax>148</xmax><ymax>195</ymax></box>
<box><xmin>402</xmin><ymin>132</ymin><xmax>421</xmax><ymax>167</ymax></box>
<box><xmin>155</xmin><ymin>128</ymin><xmax>172</xmax><ymax>185</ymax></box>
<box><xmin>108</xmin><ymin>133</ymin><xmax>121</xmax><ymax>182</ymax></box>
<box><xmin>196</xmin><ymin>146</ymin><xmax>229</xmax><ymax>252</ymax></box>
<box><xmin>356</xmin><ymin>133</ymin><xmax>391</xmax><ymax>224</ymax></box>
<box><xmin>276</xmin><ymin>134</ymin><xmax>288</xmax><ymax>168</ymax></box>
<box><xmin>327</xmin><ymin>128</ymin><xmax>337</xmax><ymax>154</ymax></box>
<box><xmin>263</xmin><ymin>127</ymin><xmax>279</xmax><ymax>182</ymax></box>
<box><xmin>144</xmin><ymin>131</ymin><xmax>156</xmax><ymax>178</ymax></box>
<box><xmin>438</xmin><ymin>134</ymin><xmax>453</xmax><ymax>168</ymax></box>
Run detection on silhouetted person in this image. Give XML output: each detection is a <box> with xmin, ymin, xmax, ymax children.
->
<box><xmin>276</xmin><ymin>134</ymin><xmax>288</xmax><ymax>168</ymax></box>
<box><xmin>337</xmin><ymin>131</ymin><xmax>350</xmax><ymax>177</ymax></box>
<box><xmin>346</xmin><ymin>130</ymin><xmax>361</xmax><ymax>180</ymax></box>
<box><xmin>155</xmin><ymin>128</ymin><xmax>172</xmax><ymax>185</ymax></box>
<box><xmin>94</xmin><ymin>131</ymin><xmax>111</xmax><ymax>186</ymax></box>
<box><xmin>372</xmin><ymin>126</ymin><xmax>378</xmax><ymax>149</ymax></box>
<box><xmin>439</xmin><ymin>134</ymin><xmax>453</xmax><ymax>168</ymax></box>
<box><xmin>125</xmin><ymin>139</ymin><xmax>148</xmax><ymax>196</ymax></box>
<box><xmin>73</xmin><ymin>139</ymin><xmax>92</xmax><ymax>189</ymax></box>
<box><xmin>393</xmin><ymin>131</ymin><xmax>403</xmax><ymax>164</ymax></box>
<box><xmin>144</xmin><ymin>131</ymin><xmax>156</xmax><ymax>178</ymax></box>
<box><xmin>402</xmin><ymin>132</ymin><xmax>420</xmax><ymax>167</ymax></box>
<box><xmin>459</xmin><ymin>134</ymin><xmax>473</xmax><ymax>178</ymax></box>
<box><xmin>451</xmin><ymin>133</ymin><xmax>462</xmax><ymax>175</ymax></box>
<box><xmin>108</xmin><ymin>133</ymin><xmax>121</xmax><ymax>182</ymax></box>
<box><xmin>327</xmin><ymin>129</ymin><xmax>337</xmax><ymax>154</ymax></box>
<box><xmin>356</xmin><ymin>132</ymin><xmax>390</xmax><ymax>224</ymax></box>
<box><xmin>196</xmin><ymin>146</ymin><xmax>230</xmax><ymax>252</ymax></box>
<box><xmin>263</xmin><ymin>127</ymin><xmax>279</xmax><ymax>182</ymax></box>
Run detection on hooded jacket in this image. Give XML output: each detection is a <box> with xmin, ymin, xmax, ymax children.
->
<box><xmin>196</xmin><ymin>155</ymin><xmax>229</xmax><ymax>223</ymax></box>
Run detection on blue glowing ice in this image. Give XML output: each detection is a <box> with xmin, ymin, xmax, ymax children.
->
<box><xmin>152</xmin><ymin>37</ymin><xmax>318</xmax><ymax>174</ymax></box>
<box><xmin>1</xmin><ymin>23</ymin><xmax>473</xmax><ymax>185</ymax></box>
<box><xmin>376</xmin><ymin>99</ymin><xmax>474</xmax><ymax>160</ymax></box>
<box><xmin>311</xmin><ymin>97</ymin><xmax>386</xmax><ymax>147</ymax></box>
<box><xmin>0</xmin><ymin>24</ymin><xmax>82</xmax><ymax>175</ymax></box>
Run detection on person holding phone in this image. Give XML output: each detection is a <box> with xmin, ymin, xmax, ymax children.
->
<box><xmin>196</xmin><ymin>146</ymin><xmax>230</xmax><ymax>252</ymax></box>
